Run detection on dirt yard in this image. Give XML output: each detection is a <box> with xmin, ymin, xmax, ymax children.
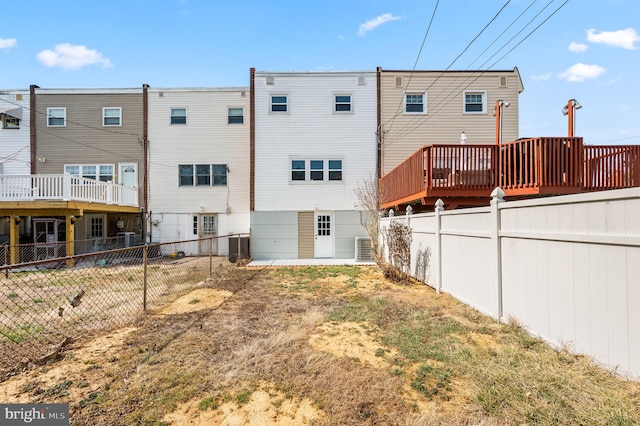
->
<box><xmin>1</xmin><ymin>263</ymin><xmax>639</xmax><ymax>425</ymax></box>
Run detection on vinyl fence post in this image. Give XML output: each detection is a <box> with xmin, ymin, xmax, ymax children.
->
<box><xmin>143</xmin><ymin>243</ymin><xmax>148</xmax><ymax>310</ymax></box>
<box><xmin>434</xmin><ymin>199</ymin><xmax>444</xmax><ymax>293</ymax></box>
<box><xmin>490</xmin><ymin>187</ymin><xmax>505</xmax><ymax>322</ymax></box>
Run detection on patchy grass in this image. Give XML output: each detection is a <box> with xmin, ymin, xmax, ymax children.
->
<box><xmin>3</xmin><ymin>264</ymin><xmax>639</xmax><ymax>425</ymax></box>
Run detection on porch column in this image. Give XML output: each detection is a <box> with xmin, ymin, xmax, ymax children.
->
<box><xmin>66</xmin><ymin>215</ymin><xmax>76</xmax><ymax>267</ymax></box>
<box><xmin>9</xmin><ymin>216</ymin><xmax>20</xmax><ymax>265</ymax></box>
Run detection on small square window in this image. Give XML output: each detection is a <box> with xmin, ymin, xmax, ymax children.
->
<box><xmin>47</xmin><ymin>108</ymin><xmax>66</xmax><ymax>127</ymax></box>
<box><xmin>213</xmin><ymin>164</ymin><xmax>227</xmax><ymax>186</ymax></box>
<box><xmin>179</xmin><ymin>165</ymin><xmax>194</xmax><ymax>186</ymax></box>
<box><xmin>405</xmin><ymin>93</ymin><xmax>425</xmax><ymax>113</ymax></box>
<box><xmin>291</xmin><ymin>160</ymin><xmax>305</xmax><ymax>181</ymax></box>
<box><xmin>228</xmin><ymin>107</ymin><xmax>244</xmax><ymax>124</ymax></box>
<box><xmin>271</xmin><ymin>95</ymin><xmax>288</xmax><ymax>113</ymax></box>
<box><xmin>103</xmin><ymin>107</ymin><xmax>122</xmax><ymax>126</ymax></box>
<box><xmin>171</xmin><ymin>108</ymin><xmax>187</xmax><ymax>125</ymax></box>
<box><xmin>335</xmin><ymin>95</ymin><xmax>352</xmax><ymax>112</ymax></box>
<box><xmin>310</xmin><ymin>160</ymin><xmax>324</xmax><ymax>181</ymax></box>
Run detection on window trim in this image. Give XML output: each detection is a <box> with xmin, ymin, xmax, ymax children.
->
<box><xmin>170</xmin><ymin>107</ymin><xmax>188</xmax><ymax>125</ymax></box>
<box><xmin>64</xmin><ymin>163</ymin><xmax>114</xmax><ymax>182</ymax></box>
<box><xmin>270</xmin><ymin>94</ymin><xmax>288</xmax><ymax>114</ymax></box>
<box><xmin>102</xmin><ymin>107</ymin><xmax>122</xmax><ymax>127</ymax></box>
<box><xmin>404</xmin><ymin>92</ymin><xmax>427</xmax><ymax>114</ymax></box>
<box><xmin>47</xmin><ymin>107</ymin><xmax>66</xmax><ymax>127</ymax></box>
<box><xmin>333</xmin><ymin>93</ymin><xmax>353</xmax><ymax>114</ymax></box>
<box><xmin>289</xmin><ymin>158</ymin><xmax>343</xmax><ymax>183</ymax></box>
<box><xmin>463</xmin><ymin>90</ymin><xmax>487</xmax><ymax>114</ymax></box>
<box><xmin>227</xmin><ymin>107</ymin><xmax>244</xmax><ymax>124</ymax></box>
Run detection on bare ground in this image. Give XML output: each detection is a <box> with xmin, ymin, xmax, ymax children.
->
<box><xmin>1</xmin><ymin>263</ymin><xmax>638</xmax><ymax>425</ymax></box>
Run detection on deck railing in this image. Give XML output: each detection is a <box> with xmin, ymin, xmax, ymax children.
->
<box><xmin>499</xmin><ymin>137</ymin><xmax>584</xmax><ymax>195</ymax></box>
<box><xmin>584</xmin><ymin>145</ymin><xmax>640</xmax><ymax>191</ymax></box>
<box><xmin>0</xmin><ymin>174</ymin><xmax>138</xmax><ymax>207</ymax></box>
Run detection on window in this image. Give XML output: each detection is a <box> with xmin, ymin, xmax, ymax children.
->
<box><xmin>90</xmin><ymin>217</ymin><xmax>104</xmax><ymax>238</ymax></box>
<box><xmin>405</xmin><ymin>93</ymin><xmax>425</xmax><ymax>113</ymax></box>
<box><xmin>463</xmin><ymin>91</ymin><xmax>487</xmax><ymax>114</ymax></box>
<box><xmin>290</xmin><ymin>159</ymin><xmax>343</xmax><ymax>182</ymax></box>
<box><xmin>334</xmin><ymin>95</ymin><xmax>352</xmax><ymax>113</ymax></box>
<box><xmin>270</xmin><ymin>95</ymin><xmax>288</xmax><ymax>113</ymax></box>
<box><xmin>193</xmin><ymin>216</ymin><xmax>198</xmax><ymax>235</ymax></box>
<box><xmin>228</xmin><ymin>107</ymin><xmax>244</xmax><ymax>124</ymax></box>
<box><xmin>103</xmin><ymin>107</ymin><xmax>122</xmax><ymax>126</ymax></box>
<box><xmin>212</xmin><ymin>165</ymin><xmax>227</xmax><ymax>186</ymax></box>
<box><xmin>171</xmin><ymin>108</ymin><xmax>187</xmax><ymax>125</ymax></box>
<box><xmin>310</xmin><ymin>160</ymin><xmax>324</xmax><ymax>181</ymax></box>
<box><xmin>1</xmin><ymin>115</ymin><xmax>19</xmax><ymax>129</ymax></box>
<box><xmin>196</xmin><ymin>164</ymin><xmax>211</xmax><ymax>186</ymax></box>
<box><xmin>47</xmin><ymin>108</ymin><xmax>66</xmax><ymax>127</ymax></box>
<box><xmin>179</xmin><ymin>165</ymin><xmax>194</xmax><ymax>186</ymax></box>
<box><xmin>178</xmin><ymin>164</ymin><xmax>227</xmax><ymax>186</ymax></box>
<box><xmin>291</xmin><ymin>160</ymin><xmax>305</xmax><ymax>181</ymax></box>
<box><xmin>65</xmin><ymin>164</ymin><xmax>114</xmax><ymax>181</ymax></box>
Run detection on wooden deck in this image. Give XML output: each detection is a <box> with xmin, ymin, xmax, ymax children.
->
<box><xmin>379</xmin><ymin>137</ymin><xmax>640</xmax><ymax>211</ymax></box>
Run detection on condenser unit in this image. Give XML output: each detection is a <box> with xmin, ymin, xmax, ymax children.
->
<box><xmin>355</xmin><ymin>237</ymin><xmax>373</xmax><ymax>262</ymax></box>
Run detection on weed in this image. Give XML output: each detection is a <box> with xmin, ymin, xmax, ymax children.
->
<box><xmin>189</xmin><ymin>298</ymin><xmax>200</xmax><ymax>304</ymax></box>
<box><xmin>235</xmin><ymin>390</ymin><xmax>251</xmax><ymax>406</ymax></box>
<box><xmin>198</xmin><ymin>395</ymin><xmax>219</xmax><ymax>411</ymax></box>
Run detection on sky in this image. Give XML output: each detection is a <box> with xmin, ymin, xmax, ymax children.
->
<box><xmin>1</xmin><ymin>0</ymin><xmax>639</xmax><ymax>145</ymax></box>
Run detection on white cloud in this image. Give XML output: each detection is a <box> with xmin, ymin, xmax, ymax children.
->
<box><xmin>586</xmin><ymin>28</ymin><xmax>639</xmax><ymax>50</ymax></box>
<box><xmin>357</xmin><ymin>13</ymin><xmax>401</xmax><ymax>36</ymax></box>
<box><xmin>36</xmin><ymin>43</ymin><xmax>112</xmax><ymax>70</ymax></box>
<box><xmin>532</xmin><ymin>73</ymin><xmax>552</xmax><ymax>81</ymax></box>
<box><xmin>568</xmin><ymin>42</ymin><xmax>588</xmax><ymax>53</ymax></box>
<box><xmin>558</xmin><ymin>63</ymin><xmax>606</xmax><ymax>82</ymax></box>
<box><xmin>0</xmin><ymin>38</ymin><xmax>17</xmax><ymax>49</ymax></box>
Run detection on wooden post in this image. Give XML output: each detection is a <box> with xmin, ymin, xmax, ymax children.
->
<box><xmin>9</xmin><ymin>216</ymin><xmax>20</xmax><ymax>265</ymax></box>
<box><xmin>65</xmin><ymin>215</ymin><xmax>76</xmax><ymax>267</ymax></box>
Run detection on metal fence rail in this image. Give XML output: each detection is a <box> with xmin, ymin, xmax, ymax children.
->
<box><xmin>0</xmin><ymin>235</ymin><xmax>245</xmax><ymax>380</ymax></box>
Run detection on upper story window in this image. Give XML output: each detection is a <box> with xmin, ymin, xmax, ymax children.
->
<box><xmin>1</xmin><ymin>115</ymin><xmax>19</xmax><ymax>129</ymax></box>
<box><xmin>270</xmin><ymin>95</ymin><xmax>288</xmax><ymax>113</ymax></box>
<box><xmin>405</xmin><ymin>93</ymin><xmax>426</xmax><ymax>114</ymax></box>
<box><xmin>334</xmin><ymin>95</ymin><xmax>352</xmax><ymax>113</ymax></box>
<box><xmin>290</xmin><ymin>159</ymin><xmax>343</xmax><ymax>182</ymax></box>
<box><xmin>463</xmin><ymin>90</ymin><xmax>487</xmax><ymax>114</ymax></box>
<box><xmin>65</xmin><ymin>164</ymin><xmax>114</xmax><ymax>182</ymax></box>
<box><xmin>103</xmin><ymin>107</ymin><xmax>122</xmax><ymax>126</ymax></box>
<box><xmin>171</xmin><ymin>108</ymin><xmax>187</xmax><ymax>125</ymax></box>
<box><xmin>228</xmin><ymin>107</ymin><xmax>244</xmax><ymax>124</ymax></box>
<box><xmin>179</xmin><ymin>164</ymin><xmax>227</xmax><ymax>187</ymax></box>
<box><xmin>47</xmin><ymin>108</ymin><xmax>66</xmax><ymax>127</ymax></box>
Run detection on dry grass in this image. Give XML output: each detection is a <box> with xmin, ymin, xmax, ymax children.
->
<box><xmin>2</xmin><ymin>263</ymin><xmax>639</xmax><ymax>425</ymax></box>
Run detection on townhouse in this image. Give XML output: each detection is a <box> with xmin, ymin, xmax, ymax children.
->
<box><xmin>146</xmin><ymin>87</ymin><xmax>251</xmax><ymax>256</ymax></box>
<box><xmin>249</xmin><ymin>69</ymin><xmax>377</xmax><ymax>260</ymax></box>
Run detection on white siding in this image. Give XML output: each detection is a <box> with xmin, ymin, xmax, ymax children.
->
<box><xmin>147</xmin><ymin>88</ymin><xmax>251</xmax><ymax>243</ymax></box>
<box><xmin>253</xmin><ymin>72</ymin><xmax>377</xmax><ymax>212</ymax></box>
<box><xmin>0</xmin><ymin>91</ymin><xmax>30</xmax><ymax>175</ymax></box>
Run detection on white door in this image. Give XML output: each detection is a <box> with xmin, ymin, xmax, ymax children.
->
<box><xmin>197</xmin><ymin>214</ymin><xmax>218</xmax><ymax>255</ymax></box>
<box><xmin>119</xmin><ymin>163</ymin><xmax>138</xmax><ymax>187</ymax></box>
<box><xmin>314</xmin><ymin>212</ymin><xmax>334</xmax><ymax>258</ymax></box>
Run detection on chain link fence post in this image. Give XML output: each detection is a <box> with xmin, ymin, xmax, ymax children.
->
<box><xmin>143</xmin><ymin>243</ymin><xmax>148</xmax><ymax>310</ymax></box>
<box><xmin>209</xmin><ymin>237</ymin><xmax>213</xmax><ymax>279</ymax></box>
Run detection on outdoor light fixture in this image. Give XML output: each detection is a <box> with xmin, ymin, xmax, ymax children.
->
<box><xmin>563</xmin><ymin>99</ymin><xmax>582</xmax><ymax>137</ymax></box>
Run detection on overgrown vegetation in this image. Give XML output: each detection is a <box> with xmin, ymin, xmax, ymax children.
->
<box><xmin>4</xmin><ymin>264</ymin><xmax>639</xmax><ymax>425</ymax></box>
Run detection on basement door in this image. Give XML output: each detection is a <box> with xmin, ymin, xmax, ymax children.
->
<box><xmin>197</xmin><ymin>214</ymin><xmax>218</xmax><ymax>256</ymax></box>
<box><xmin>314</xmin><ymin>212</ymin><xmax>334</xmax><ymax>258</ymax></box>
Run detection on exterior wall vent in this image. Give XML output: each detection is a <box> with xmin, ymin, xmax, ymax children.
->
<box><xmin>158</xmin><ymin>92</ymin><xmax>164</xmax><ymax>97</ymax></box>
<box><xmin>266</xmin><ymin>76</ymin><xmax>275</xmax><ymax>85</ymax></box>
<box><xmin>395</xmin><ymin>76</ymin><xmax>403</xmax><ymax>88</ymax></box>
<box><xmin>355</xmin><ymin>237</ymin><xmax>373</xmax><ymax>262</ymax></box>
<box><xmin>15</xmin><ymin>94</ymin><xmax>23</xmax><ymax>101</ymax></box>
<box><xmin>358</xmin><ymin>75</ymin><xmax>366</xmax><ymax>85</ymax></box>
<box><xmin>241</xmin><ymin>91</ymin><xmax>246</xmax><ymax>97</ymax></box>
<box><xmin>499</xmin><ymin>76</ymin><xmax>508</xmax><ymax>88</ymax></box>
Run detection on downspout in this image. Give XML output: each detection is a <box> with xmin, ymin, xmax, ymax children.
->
<box><xmin>29</xmin><ymin>85</ymin><xmax>39</xmax><ymax>175</ymax></box>
<box><xmin>142</xmin><ymin>84</ymin><xmax>149</xmax><ymax>242</ymax></box>
<box><xmin>250</xmin><ymin>68</ymin><xmax>255</xmax><ymax>212</ymax></box>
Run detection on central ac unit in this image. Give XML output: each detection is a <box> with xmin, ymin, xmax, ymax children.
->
<box><xmin>355</xmin><ymin>237</ymin><xmax>373</xmax><ymax>262</ymax></box>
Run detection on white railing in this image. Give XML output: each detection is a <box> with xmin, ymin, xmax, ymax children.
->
<box><xmin>0</xmin><ymin>174</ymin><xmax>139</xmax><ymax>207</ymax></box>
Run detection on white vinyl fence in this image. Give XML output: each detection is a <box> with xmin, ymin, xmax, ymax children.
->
<box><xmin>380</xmin><ymin>187</ymin><xmax>640</xmax><ymax>380</ymax></box>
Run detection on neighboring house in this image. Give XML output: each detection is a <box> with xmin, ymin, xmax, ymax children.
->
<box><xmin>378</xmin><ymin>67</ymin><xmax>524</xmax><ymax>175</ymax></box>
<box><xmin>0</xmin><ymin>90</ymin><xmax>30</xmax><ymax>241</ymax></box>
<box><xmin>146</xmin><ymin>87</ymin><xmax>251</xmax><ymax>256</ymax></box>
<box><xmin>15</xmin><ymin>86</ymin><xmax>144</xmax><ymax>257</ymax></box>
<box><xmin>250</xmin><ymin>69</ymin><xmax>377</xmax><ymax>260</ymax></box>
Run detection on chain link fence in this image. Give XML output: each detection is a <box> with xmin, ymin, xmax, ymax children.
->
<box><xmin>0</xmin><ymin>234</ymin><xmax>249</xmax><ymax>381</ymax></box>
